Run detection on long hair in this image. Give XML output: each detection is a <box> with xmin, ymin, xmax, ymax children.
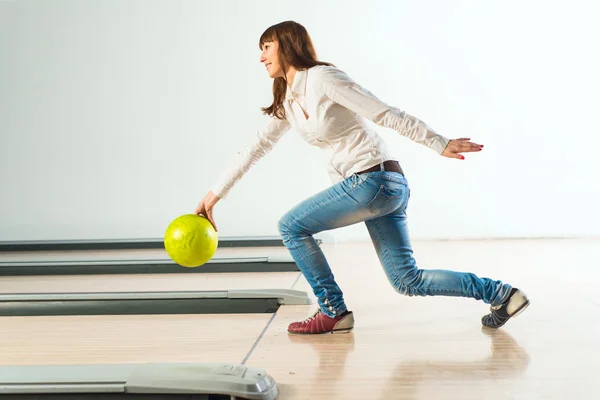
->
<box><xmin>259</xmin><ymin>21</ymin><xmax>334</xmax><ymax>120</ymax></box>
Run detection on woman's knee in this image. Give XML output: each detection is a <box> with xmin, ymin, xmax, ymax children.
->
<box><xmin>390</xmin><ymin>265</ymin><xmax>422</xmax><ymax>296</ymax></box>
<box><xmin>278</xmin><ymin>211</ymin><xmax>298</xmax><ymax>236</ymax></box>
<box><xmin>277</xmin><ymin>214</ymin><xmax>290</xmax><ymax>235</ymax></box>
<box><xmin>393</xmin><ymin>281</ymin><xmax>421</xmax><ymax>296</ymax></box>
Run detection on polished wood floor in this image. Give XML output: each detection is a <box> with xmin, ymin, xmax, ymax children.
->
<box><xmin>1</xmin><ymin>239</ymin><xmax>599</xmax><ymax>399</ymax></box>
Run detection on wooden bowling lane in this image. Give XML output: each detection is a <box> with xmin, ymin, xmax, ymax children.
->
<box><xmin>0</xmin><ymin>314</ymin><xmax>272</xmax><ymax>366</ymax></box>
<box><xmin>245</xmin><ymin>240</ymin><xmax>600</xmax><ymax>400</ymax></box>
<box><xmin>0</xmin><ymin>246</ymin><xmax>301</xmax><ymax>367</ymax></box>
<box><xmin>0</xmin><ymin>270</ymin><xmax>299</xmax><ymax>294</ymax></box>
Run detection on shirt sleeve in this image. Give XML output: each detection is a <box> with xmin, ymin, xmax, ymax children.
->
<box><xmin>315</xmin><ymin>66</ymin><xmax>450</xmax><ymax>154</ymax></box>
<box><xmin>211</xmin><ymin>115</ymin><xmax>291</xmax><ymax>199</ymax></box>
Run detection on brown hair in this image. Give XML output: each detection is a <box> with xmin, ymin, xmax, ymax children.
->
<box><xmin>259</xmin><ymin>21</ymin><xmax>334</xmax><ymax>120</ymax></box>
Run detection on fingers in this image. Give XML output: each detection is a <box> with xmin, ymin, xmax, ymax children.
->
<box><xmin>453</xmin><ymin>140</ymin><xmax>483</xmax><ymax>153</ymax></box>
<box><xmin>207</xmin><ymin>214</ymin><xmax>218</xmax><ymax>232</ymax></box>
<box><xmin>442</xmin><ymin>138</ymin><xmax>484</xmax><ymax>160</ymax></box>
<box><xmin>448</xmin><ymin>152</ymin><xmax>465</xmax><ymax>160</ymax></box>
<box><xmin>194</xmin><ymin>202</ymin><xmax>218</xmax><ymax>232</ymax></box>
<box><xmin>203</xmin><ymin>205</ymin><xmax>216</xmax><ymax>231</ymax></box>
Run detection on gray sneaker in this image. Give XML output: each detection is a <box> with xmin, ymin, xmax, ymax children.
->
<box><xmin>482</xmin><ymin>288</ymin><xmax>530</xmax><ymax>328</ymax></box>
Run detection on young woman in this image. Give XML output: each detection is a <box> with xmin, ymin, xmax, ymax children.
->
<box><xmin>194</xmin><ymin>21</ymin><xmax>529</xmax><ymax>334</ymax></box>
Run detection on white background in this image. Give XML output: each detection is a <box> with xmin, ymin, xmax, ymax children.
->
<box><xmin>1</xmin><ymin>0</ymin><xmax>598</xmax><ymax>242</ymax></box>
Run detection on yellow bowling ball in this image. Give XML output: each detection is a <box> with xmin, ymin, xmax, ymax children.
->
<box><xmin>164</xmin><ymin>214</ymin><xmax>218</xmax><ymax>267</ymax></box>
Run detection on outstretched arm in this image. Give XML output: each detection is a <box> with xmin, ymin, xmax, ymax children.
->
<box><xmin>316</xmin><ymin>66</ymin><xmax>482</xmax><ymax>159</ymax></box>
<box><xmin>195</xmin><ymin>115</ymin><xmax>291</xmax><ymax>230</ymax></box>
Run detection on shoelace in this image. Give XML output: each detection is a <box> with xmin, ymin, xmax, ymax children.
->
<box><xmin>301</xmin><ymin>312</ymin><xmax>321</xmax><ymax>325</ymax></box>
<box><xmin>483</xmin><ymin>309</ymin><xmax>507</xmax><ymax>326</ymax></box>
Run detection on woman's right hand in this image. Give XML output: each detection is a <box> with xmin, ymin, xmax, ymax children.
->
<box><xmin>194</xmin><ymin>191</ymin><xmax>220</xmax><ymax>232</ymax></box>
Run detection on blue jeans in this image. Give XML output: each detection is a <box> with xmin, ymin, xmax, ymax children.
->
<box><xmin>278</xmin><ymin>168</ymin><xmax>513</xmax><ymax>318</ymax></box>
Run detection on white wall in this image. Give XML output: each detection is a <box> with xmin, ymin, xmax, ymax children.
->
<box><xmin>1</xmin><ymin>0</ymin><xmax>598</xmax><ymax>242</ymax></box>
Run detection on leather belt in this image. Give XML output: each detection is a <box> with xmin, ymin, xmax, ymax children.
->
<box><xmin>357</xmin><ymin>160</ymin><xmax>404</xmax><ymax>175</ymax></box>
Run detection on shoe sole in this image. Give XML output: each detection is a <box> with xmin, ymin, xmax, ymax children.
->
<box><xmin>510</xmin><ymin>299</ymin><xmax>530</xmax><ymax>319</ymax></box>
<box><xmin>490</xmin><ymin>299</ymin><xmax>531</xmax><ymax>329</ymax></box>
<box><xmin>287</xmin><ymin>328</ymin><xmax>354</xmax><ymax>335</ymax></box>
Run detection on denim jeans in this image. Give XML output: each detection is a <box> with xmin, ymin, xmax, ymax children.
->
<box><xmin>278</xmin><ymin>168</ymin><xmax>513</xmax><ymax>318</ymax></box>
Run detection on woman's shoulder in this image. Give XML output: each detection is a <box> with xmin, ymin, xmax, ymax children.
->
<box><xmin>307</xmin><ymin>64</ymin><xmax>348</xmax><ymax>84</ymax></box>
<box><xmin>308</xmin><ymin>64</ymin><xmax>340</xmax><ymax>75</ymax></box>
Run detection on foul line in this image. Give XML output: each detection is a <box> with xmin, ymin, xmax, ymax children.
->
<box><xmin>241</xmin><ymin>272</ymin><xmax>303</xmax><ymax>365</ymax></box>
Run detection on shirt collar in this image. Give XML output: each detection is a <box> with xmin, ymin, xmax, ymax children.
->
<box><xmin>285</xmin><ymin>68</ymin><xmax>308</xmax><ymax>101</ymax></box>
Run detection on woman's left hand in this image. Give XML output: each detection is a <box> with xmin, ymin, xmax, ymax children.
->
<box><xmin>441</xmin><ymin>138</ymin><xmax>483</xmax><ymax>160</ymax></box>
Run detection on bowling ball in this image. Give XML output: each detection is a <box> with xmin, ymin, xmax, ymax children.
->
<box><xmin>164</xmin><ymin>214</ymin><xmax>218</xmax><ymax>267</ymax></box>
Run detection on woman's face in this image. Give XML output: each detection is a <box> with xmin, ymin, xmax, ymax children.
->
<box><xmin>260</xmin><ymin>40</ymin><xmax>283</xmax><ymax>79</ymax></box>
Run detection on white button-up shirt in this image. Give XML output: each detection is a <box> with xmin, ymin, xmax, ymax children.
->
<box><xmin>212</xmin><ymin>65</ymin><xmax>449</xmax><ymax>199</ymax></box>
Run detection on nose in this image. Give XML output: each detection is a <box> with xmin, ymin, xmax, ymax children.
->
<box><xmin>259</xmin><ymin>53</ymin><xmax>266</xmax><ymax>63</ymax></box>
